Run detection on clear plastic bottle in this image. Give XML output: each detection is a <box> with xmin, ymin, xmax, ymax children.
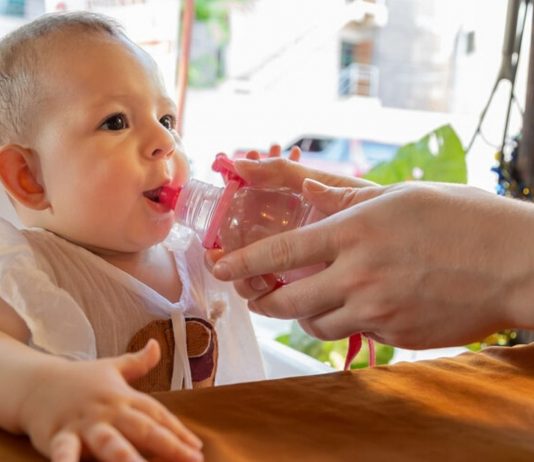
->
<box><xmin>168</xmin><ymin>178</ymin><xmax>312</xmax><ymax>252</ymax></box>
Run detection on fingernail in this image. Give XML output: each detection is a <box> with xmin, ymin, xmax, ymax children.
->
<box><xmin>204</xmin><ymin>251</ymin><xmax>222</xmax><ymax>271</ymax></box>
<box><xmin>212</xmin><ymin>261</ymin><xmax>231</xmax><ymax>280</ymax></box>
<box><xmin>303</xmin><ymin>179</ymin><xmax>328</xmax><ymax>193</ymax></box>
<box><xmin>188</xmin><ymin>449</ymin><xmax>204</xmax><ymax>462</ymax></box>
<box><xmin>250</xmin><ymin>276</ymin><xmax>268</xmax><ymax>292</ymax></box>
<box><xmin>187</xmin><ymin>433</ymin><xmax>203</xmax><ymax>449</ymax></box>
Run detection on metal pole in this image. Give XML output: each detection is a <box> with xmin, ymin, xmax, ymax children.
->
<box><xmin>176</xmin><ymin>0</ymin><xmax>195</xmax><ymax>136</ymax></box>
<box><xmin>519</xmin><ymin>5</ymin><xmax>534</xmax><ymax>188</ymax></box>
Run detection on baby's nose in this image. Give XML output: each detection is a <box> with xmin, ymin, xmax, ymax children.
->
<box><xmin>148</xmin><ymin>128</ymin><xmax>175</xmax><ymax>159</ymax></box>
<box><xmin>151</xmin><ymin>143</ymin><xmax>174</xmax><ymax>158</ymax></box>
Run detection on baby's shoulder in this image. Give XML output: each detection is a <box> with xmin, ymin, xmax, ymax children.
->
<box><xmin>0</xmin><ymin>219</ymin><xmax>36</xmax><ymax>268</ymax></box>
<box><xmin>0</xmin><ymin>217</ymin><xmax>26</xmax><ymax>244</ymax></box>
<box><xmin>0</xmin><ymin>221</ymin><xmax>68</xmax><ymax>278</ymax></box>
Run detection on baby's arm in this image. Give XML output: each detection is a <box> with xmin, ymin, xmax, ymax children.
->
<box><xmin>0</xmin><ymin>299</ymin><xmax>203</xmax><ymax>462</ymax></box>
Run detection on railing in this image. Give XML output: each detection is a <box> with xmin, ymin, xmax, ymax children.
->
<box><xmin>227</xmin><ymin>0</ymin><xmax>387</xmax><ymax>95</ymax></box>
<box><xmin>338</xmin><ymin>62</ymin><xmax>379</xmax><ymax>97</ymax></box>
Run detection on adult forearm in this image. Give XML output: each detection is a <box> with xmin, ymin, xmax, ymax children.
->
<box><xmin>496</xmin><ymin>197</ymin><xmax>534</xmax><ymax>330</ymax></box>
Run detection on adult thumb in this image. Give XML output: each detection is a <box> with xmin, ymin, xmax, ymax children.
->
<box><xmin>302</xmin><ymin>179</ymin><xmax>383</xmax><ymax>216</ymax></box>
<box><xmin>116</xmin><ymin>338</ymin><xmax>161</xmax><ymax>383</ymax></box>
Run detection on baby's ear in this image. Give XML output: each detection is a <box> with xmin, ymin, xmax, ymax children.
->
<box><xmin>0</xmin><ymin>145</ymin><xmax>49</xmax><ymax>210</ymax></box>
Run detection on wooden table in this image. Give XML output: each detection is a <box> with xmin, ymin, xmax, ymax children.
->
<box><xmin>3</xmin><ymin>343</ymin><xmax>534</xmax><ymax>461</ymax></box>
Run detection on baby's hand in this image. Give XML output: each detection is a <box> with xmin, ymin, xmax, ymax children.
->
<box><xmin>20</xmin><ymin>340</ymin><xmax>203</xmax><ymax>462</ymax></box>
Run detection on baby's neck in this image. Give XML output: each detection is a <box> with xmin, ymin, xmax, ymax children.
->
<box><xmin>101</xmin><ymin>244</ymin><xmax>183</xmax><ymax>304</ymax></box>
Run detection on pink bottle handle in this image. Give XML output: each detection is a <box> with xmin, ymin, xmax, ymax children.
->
<box><xmin>202</xmin><ymin>153</ymin><xmax>248</xmax><ymax>249</ymax></box>
<box><xmin>343</xmin><ymin>334</ymin><xmax>375</xmax><ymax>370</ymax></box>
<box><xmin>202</xmin><ymin>179</ymin><xmax>240</xmax><ymax>249</ymax></box>
<box><xmin>212</xmin><ymin>153</ymin><xmax>248</xmax><ymax>187</ymax></box>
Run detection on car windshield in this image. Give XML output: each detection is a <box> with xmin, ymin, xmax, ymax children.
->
<box><xmin>291</xmin><ymin>137</ymin><xmax>336</xmax><ymax>153</ymax></box>
<box><xmin>286</xmin><ymin>137</ymin><xmax>399</xmax><ymax>168</ymax></box>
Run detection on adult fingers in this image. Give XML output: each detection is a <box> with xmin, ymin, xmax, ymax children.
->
<box><xmin>298</xmin><ymin>304</ymin><xmax>368</xmax><ymax>341</ymax></box>
<box><xmin>234</xmin><ymin>157</ymin><xmax>374</xmax><ymax>191</ymax></box>
<box><xmin>302</xmin><ymin>179</ymin><xmax>385</xmax><ymax>215</ymax></box>
<box><xmin>204</xmin><ymin>248</ymin><xmax>225</xmax><ymax>272</ymax></box>
<box><xmin>114</xmin><ymin>407</ymin><xmax>202</xmax><ymax>462</ymax></box>
<box><xmin>116</xmin><ymin>339</ymin><xmax>161</xmax><ymax>383</ymax></box>
<box><xmin>231</xmin><ymin>273</ymin><xmax>279</xmax><ymax>301</ymax></box>
<box><xmin>232</xmin><ymin>158</ymin><xmax>313</xmax><ymax>190</ymax></box>
<box><xmin>49</xmin><ymin>430</ymin><xmax>81</xmax><ymax>462</ymax></box>
<box><xmin>245</xmin><ymin>144</ymin><xmax>294</xmax><ymax>161</ymax></box>
<box><xmin>267</xmin><ymin>144</ymin><xmax>301</xmax><ymax>161</ymax></box>
<box><xmin>211</xmin><ymin>219</ymin><xmax>338</xmax><ymax>281</ymax></box>
<box><xmin>205</xmin><ymin>247</ymin><xmax>279</xmax><ymax>300</ymax></box>
<box><xmin>267</xmin><ymin>144</ymin><xmax>282</xmax><ymax>157</ymax></box>
<box><xmin>247</xmin><ymin>266</ymin><xmax>346</xmax><ymax>321</ymax></box>
<box><xmin>287</xmin><ymin>146</ymin><xmax>301</xmax><ymax>161</ymax></box>
<box><xmin>244</xmin><ymin>150</ymin><xmax>261</xmax><ymax>160</ymax></box>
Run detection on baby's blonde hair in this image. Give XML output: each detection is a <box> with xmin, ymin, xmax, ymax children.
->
<box><xmin>0</xmin><ymin>11</ymin><xmax>129</xmax><ymax>145</ymax></box>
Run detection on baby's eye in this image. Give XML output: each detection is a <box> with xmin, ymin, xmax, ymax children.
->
<box><xmin>101</xmin><ymin>113</ymin><xmax>129</xmax><ymax>131</ymax></box>
<box><xmin>160</xmin><ymin>114</ymin><xmax>176</xmax><ymax>131</ymax></box>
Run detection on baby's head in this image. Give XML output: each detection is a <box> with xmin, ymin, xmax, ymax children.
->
<box><xmin>0</xmin><ymin>12</ymin><xmax>189</xmax><ymax>254</ymax></box>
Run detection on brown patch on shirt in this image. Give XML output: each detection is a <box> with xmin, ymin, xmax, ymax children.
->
<box><xmin>186</xmin><ymin>318</ymin><xmax>219</xmax><ymax>389</ymax></box>
<box><xmin>127</xmin><ymin>317</ymin><xmax>218</xmax><ymax>393</ymax></box>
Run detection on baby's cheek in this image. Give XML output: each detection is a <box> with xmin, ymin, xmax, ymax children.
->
<box><xmin>172</xmin><ymin>154</ymin><xmax>190</xmax><ymax>183</ymax></box>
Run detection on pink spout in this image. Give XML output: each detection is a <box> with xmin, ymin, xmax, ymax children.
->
<box><xmin>159</xmin><ymin>185</ymin><xmax>181</xmax><ymax>210</ymax></box>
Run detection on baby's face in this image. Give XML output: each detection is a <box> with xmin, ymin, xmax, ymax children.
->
<box><xmin>32</xmin><ymin>33</ymin><xmax>189</xmax><ymax>253</ymax></box>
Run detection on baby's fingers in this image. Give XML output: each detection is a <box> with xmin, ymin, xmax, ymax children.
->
<box><xmin>133</xmin><ymin>395</ymin><xmax>203</xmax><ymax>451</ymax></box>
<box><xmin>115</xmin><ymin>408</ymin><xmax>203</xmax><ymax>462</ymax></box>
<box><xmin>49</xmin><ymin>430</ymin><xmax>81</xmax><ymax>462</ymax></box>
<box><xmin>83</xmin><ymin>422</ymin><xmax>145</xmax><ymax>462</ymax></box>
<box><xmin>116</xmin><ymin>339</ymin><xmax>161</xmax><ymax>384</ymax></box>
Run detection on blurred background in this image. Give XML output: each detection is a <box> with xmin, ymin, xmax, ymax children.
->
<box><xmin>0</xmin><ymin>0</ymin><xmax>529</xmax><ymax>367</ymax></box>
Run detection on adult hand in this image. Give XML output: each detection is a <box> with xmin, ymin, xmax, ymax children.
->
<box><xmin>233</xmin><ymin>156</ymin><xmax>375</xmax><ymax>191</ymax></box>
<box><xmin>21</xmin><ymin>340</ymin><xmax>203</xmax><ymax>462</ymax></box>
<box><xmin>205</xmin><ymin>156</ymin><xmax>375</xmax><ymax>286</ymax></box>
<box><xmin>209</xmin><ymin>180</ymin><xmax>534</xmax><ymax>349</ymax></box>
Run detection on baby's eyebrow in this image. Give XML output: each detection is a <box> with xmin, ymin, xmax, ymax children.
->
<box><xmin>160</xmin><ymin>96</ymin><xmax>177</xmax><ymax>112</ymax></box>
<box><xmin>88</xmin><ymin>94</ymin><xmax>131</xmax><ymax>108</ymax></box>
<box><xmin>87</xmin><ymin>94</ymin><xmax>177</xmax><ymax>112</ymax></box>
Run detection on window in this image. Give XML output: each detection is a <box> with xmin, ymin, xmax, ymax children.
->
<box><xmin>0</xmin><ymin>0</ymin><xmax>24</xmax><ymax>17</ymax></box>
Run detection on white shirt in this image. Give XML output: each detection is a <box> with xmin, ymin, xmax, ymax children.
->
<box><xmin>0</xmin><ymin>219</ymin><xmax>265</xmax><ymax>389</ymax></box>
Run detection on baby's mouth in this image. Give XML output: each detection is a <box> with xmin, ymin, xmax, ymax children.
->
<box><xmin>144</xmin><ymin>186</ymin><xmax>179</xmax><ymax>210</ymax></box>
<box><xmin>143</xmin><ymin>187</ymin><xmax>163</xmax><ymax>203</ymax></box>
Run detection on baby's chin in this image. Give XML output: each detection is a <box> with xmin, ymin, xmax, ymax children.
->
<box><xmin>40</xmin><ymin>214</ymin><xmax>175</xmax><ymax>256</ymax></box>
<box><xmin>54</xmin><ymin>229</ymin><xmax>168</xmax><ymax>258</ymax></box>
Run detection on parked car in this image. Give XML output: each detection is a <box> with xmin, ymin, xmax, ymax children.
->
<box><xmin>232</xmin><ymin>135</ymin><xmax>399</xmax><ymax>177</ymax></box>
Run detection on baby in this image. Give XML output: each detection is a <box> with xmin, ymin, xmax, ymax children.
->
<box><xmin>0</xmin><ymin>11</ymin><xmax>264</xmax><ymax>462</ymax></box>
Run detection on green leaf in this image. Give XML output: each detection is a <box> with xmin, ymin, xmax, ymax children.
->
<box><xmin>364</xmin><ymin>124</ymin><xmax>467</xmax><ymax>185</ymax></box>
<box><xmin>276</xmin><ymin>322</ymin><xmax>395</xmax><ymax>369</ymax></box>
